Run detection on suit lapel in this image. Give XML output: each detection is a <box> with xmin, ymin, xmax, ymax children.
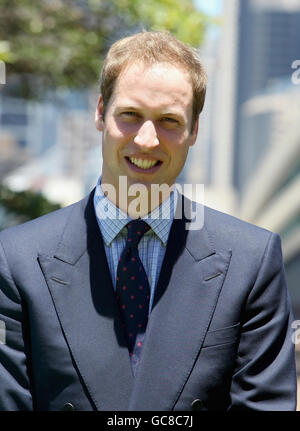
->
<box><xmin>38</xmin><ymin>191</ymin><xmax>232</xmax><ymax>411</ymax></box>
<box><xmin>129</xmin><ymin>197</ymin><xmax>232</xmax><ymax>410</ymax></box>
<box><xmin>38</xmin><ymin>192</ymin><xmax>134</xmax><ymax>410</ymax></box>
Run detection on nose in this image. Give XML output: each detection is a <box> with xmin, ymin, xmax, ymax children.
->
<box><xmin>134</xmin><ymin>120</ymin><xmax>159</xmax><ymax>150</ymax></box>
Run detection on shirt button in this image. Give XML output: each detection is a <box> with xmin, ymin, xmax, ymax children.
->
<box><xmin>191</xmin><ymin>399</ymin><xmax>203</xmax><ymax>411</ymax></box>
<box><xmin>61</xmin><ymin>402</ymin><xmax>76</xmax><ymax>411</ymax></box>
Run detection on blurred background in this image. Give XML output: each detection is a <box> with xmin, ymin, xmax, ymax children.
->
<box><xmin>0</xmin><ymin>0</ymin><xmax>299</xmax><ymax>408</ymax></box>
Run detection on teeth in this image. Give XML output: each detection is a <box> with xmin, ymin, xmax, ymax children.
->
<box><xmin>129</xmin><ymin>157</ymin><xmax>158</xmax><ymax>169</ymax></box>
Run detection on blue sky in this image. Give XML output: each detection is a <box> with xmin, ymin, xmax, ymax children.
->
<box><xmin>195</xmin><ymin>0</ymin><xmax>223</xmax><ymax>41</ymax></box>
<box><xmin>195</xmin><ymin>0</ymin><xmax>222</xmax><ymax>15</ymax></box>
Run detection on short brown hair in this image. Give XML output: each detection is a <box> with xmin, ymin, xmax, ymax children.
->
<box><xmin>100</xmin><ymin>30</ymin><xmax>207</xmax><ymax>131</ymax></box>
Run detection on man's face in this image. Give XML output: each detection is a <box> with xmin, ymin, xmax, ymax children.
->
<box><xmin>95</xmin><ymin>62</ymin><xmax>198</xmax><ymax>197</ymax></box>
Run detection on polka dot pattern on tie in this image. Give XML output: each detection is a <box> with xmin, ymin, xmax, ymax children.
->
<box><xmin>115</xmin><ymin>220</ymin><xmax>151</xmax><ymax>375</ymax></box>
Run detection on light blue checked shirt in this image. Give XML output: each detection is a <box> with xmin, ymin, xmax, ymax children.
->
<box><xmin>93</xmin><ymin>177</ymin><xmax>177</xmax><ymax>316</ymax></box>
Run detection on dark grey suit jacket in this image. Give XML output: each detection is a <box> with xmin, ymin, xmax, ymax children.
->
<box><xmin>0</xmin><ymin>190</ymin><xmax>297</xmax><ymax>410</ymax></box>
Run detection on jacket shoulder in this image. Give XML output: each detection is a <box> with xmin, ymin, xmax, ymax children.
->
<box><xmin>201</xmin><ymin>204</ymin><xmax>277</xmax><ymax>253</ymax></box>
<box><xmin>0</xmin><ymin>193</ymin><xmax>90</xmax><ymax>256</ymax></box>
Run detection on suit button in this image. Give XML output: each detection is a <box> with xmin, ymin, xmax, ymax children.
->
<box><xmin>191</xmin><ymin>399</ymin><xmax>203</xmax><ymax>411</ymax></box>
<box><xmin>62</xmin><ymin>403</ymin><xmax>76</xmax><ymax>411</ymax></box>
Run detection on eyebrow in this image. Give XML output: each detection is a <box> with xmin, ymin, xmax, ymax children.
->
<box><xmin>160</xmin><ymin>112</ymin><xmax>181</xmax><ymax>117</ymax></box>
<box><xmin>117</xmin><ymin>104</ymin><xmax>181</xmax><ymax>112</ymax></box>
<box><xmin>115</xmin><ymin>105</ymin><xmax>187</xmax><ymax>123</ymax></box>
<box><xmin>117</xmin><ymin>106</ymin><xmax>139</xmax><ymax>111</ymax></box>
<box><xmin>117</xmin><ymin>106</ymin><xmax>183</xmax><ymax>116</ymax></box>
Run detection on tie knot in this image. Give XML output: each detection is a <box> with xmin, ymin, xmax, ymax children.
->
<box><xmin>126</xmin><ymin>220</ymin><xmax>150</xmax><ymax>248</ymax></box>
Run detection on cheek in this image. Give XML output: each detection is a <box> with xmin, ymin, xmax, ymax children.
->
<box><xmin>102</xmin><ymin>125</ymin><xmax>126</xmax><ymax>151</ymax></box>
<box><xmin>102</xmin><ymin>126</ymin><xmax>126</xmax><ymax>164</ymax></box>
<box><xmin>162</xmin><ymin>132</ymin><xmax>191</xmax><ymax>154</ymax></box>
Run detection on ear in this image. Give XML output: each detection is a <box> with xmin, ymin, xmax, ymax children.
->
<box><xmin>189</xmin><ymin>117</ymin><xmax>199</xmax><ymax>147</ymax></box>
<box><xmin>95</xmin><ymin>95</ymin><xmax>104</xmax><ymax>131</ymax></box>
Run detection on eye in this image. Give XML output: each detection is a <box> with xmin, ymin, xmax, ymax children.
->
<box><xmin>160</xmin><ymin>117</ymin><xmax>180</xmax><ymax>127</ymax></box>
<box><xmin>123</xmin><ymin>111</ymin><xmax>135</xmax><ymax>116</ymax></box>
<box><xmin>161</xmin><ymin>117</ymin><xmax>177</xmax><ymax>123</ymax></box>
<box><xmin>121</xmin><ymin>111</ymin><xmax>140</xmax><ymax>118</ymax></box>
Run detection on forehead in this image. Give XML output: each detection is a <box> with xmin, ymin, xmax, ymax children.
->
<box><xmin>110</xmin><ymin>62</ymin><xmax>193</xmax><ymax>110</ymax></box>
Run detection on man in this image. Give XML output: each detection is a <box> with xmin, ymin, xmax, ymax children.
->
<box><xmin>0</xmin><ymin>31</ymin><xmax>297</xmax><ymax>411</ymax></box>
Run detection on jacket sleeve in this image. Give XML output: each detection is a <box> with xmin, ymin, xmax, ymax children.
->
<box><xmin>229</xmin><ymin>232</ymin><xmax>297</xmax><ymax>410</ymax></box>
<box><xmin>0</xmin><ymin>239</ymin><xmax>33</xmax><ymax>410</ymax></box>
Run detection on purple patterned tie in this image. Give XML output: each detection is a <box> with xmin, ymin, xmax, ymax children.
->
<box><xmin>115</xmin><ymin>220</ymin><xmax>150</xmax><ymax>375</ymax></box>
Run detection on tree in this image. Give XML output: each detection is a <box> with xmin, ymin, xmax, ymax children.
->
<box><xmin>0</xmin><ymin>0</ymin><xmax>211</xmax><ymax>227</ymax></box>
<box><xmin>0</xmin><ymin>0</ymin><xmax>209</xmax><ymax>98</ymax></box>
<box><xmin>0</xmin><ymin>184</ymin><xmax>61</xmax><ymax>230</ymax></box>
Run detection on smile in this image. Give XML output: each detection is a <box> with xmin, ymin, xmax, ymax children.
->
<box><xmin>127</xmin><ymin>157</ymin><xmax>161</xmax><ymax>170</ymax></box>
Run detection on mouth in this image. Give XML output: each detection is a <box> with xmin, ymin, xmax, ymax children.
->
<box><xmin>125</xmin><ymin>156</ymin><xmax>162</xmax><ymax>173</ymax></box>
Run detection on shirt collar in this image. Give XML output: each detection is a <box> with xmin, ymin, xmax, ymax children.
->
<box><xmin>93</xmin><ymin>176</ymin><xmax>177</xmax><ymax>246</ymax></box>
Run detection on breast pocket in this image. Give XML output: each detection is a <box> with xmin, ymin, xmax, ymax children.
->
<box><xmin>202</xmin><ymin>322</ymin><xmax>240</xmax><ymax>349</ymax></box>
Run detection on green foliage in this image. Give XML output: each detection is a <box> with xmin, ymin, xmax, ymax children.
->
<box><xmin>0</xmin><ymin>0</ymin><xmax>208</xmax><ymax>98</ymax></box>
<box><xmin>0</xmin><ymin>0</ymin><xmax>210</xmax><ymax>227</ymax></box>
<box><xmin>0</xmin><ymin>184</ymin><xmax>61</xmax><ymax>226</ymax></box>
<box><xmin>114</xmin><ymin>0</ymin><xmax>208</xmax><ymax>46</ymax></box>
